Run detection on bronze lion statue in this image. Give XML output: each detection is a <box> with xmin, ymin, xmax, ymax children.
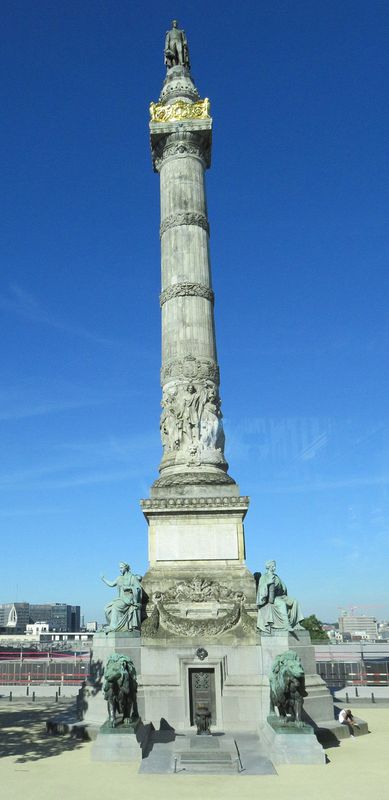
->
<box><xmin>269</xmin><ymin>650</ymin><xmax>307</xmax><ymax>726</ymax></box>
<box><xmin>103</xmin><ymin>653</ymin><xmax>138</xmax><ymax>728</ymax></box>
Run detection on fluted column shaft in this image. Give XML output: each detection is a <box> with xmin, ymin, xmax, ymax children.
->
<box><xmin>160</xmin><ymin>149</ymin><xmax>217</xmax><ymax>370</ymax></box>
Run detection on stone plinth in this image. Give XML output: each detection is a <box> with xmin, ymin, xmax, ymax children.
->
<box><xmin>261</xmin><ymin>719</ymin><xmax>326</xmax><ymax>765</ymax></box>
<box><xmin>91</xmin><ymin>719</ymin><xmax>146</xmax><ymax>763</ymax></box>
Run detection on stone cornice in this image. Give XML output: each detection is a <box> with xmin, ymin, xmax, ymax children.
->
<box><xmin>160</xmin><ymin>282</ymin><xmax>214</xmax><ymax>307</ymax></box>
<box><xmin>160</xmin><ymin>212</ymin><xmax>209</xmax><ymax>237</ymax></box>
<box><xmin>141</xmin><ymin>496</ymin><xmax>249</xmax><ymax>511</ymax></box>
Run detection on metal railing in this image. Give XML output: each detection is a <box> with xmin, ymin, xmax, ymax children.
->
<box><xmin>0</xmin><ymin>652</ymin><xmax>90</xmax><ymax>685</ymax></box>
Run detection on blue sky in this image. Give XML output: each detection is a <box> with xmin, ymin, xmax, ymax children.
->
<box><xmin>1</xmin><ymin>0</ymin><xmax>389</xmax><ymax>624</ymax></box>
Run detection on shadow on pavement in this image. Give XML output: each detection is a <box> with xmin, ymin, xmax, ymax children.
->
<box><xmin>0</xmin><ymin>700</ymin><xmax>86</xmax><ymax>764</ymax></box>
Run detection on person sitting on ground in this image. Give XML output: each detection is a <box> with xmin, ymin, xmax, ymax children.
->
<box><xmin>338</xmin><ymin>708</ymin><xmax>360</xmax><ymax>735</ymax></box>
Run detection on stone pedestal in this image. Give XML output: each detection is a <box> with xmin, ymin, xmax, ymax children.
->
<box><xmin>262</xmin><ymin>719</ymin><xmax>326</xmax><ymax>765</ymax></box>
<box><xmin>141</xmin><ymin>495</ymin><xmax>256</xmax><ymax>603</ymax></box>
<box><xmin>138</xmin><ymin>640</ymin><xmax>262</xmax><ymax>733</ymax></box>
<box><xmin>81</xmin><ymin>631</ymin><xmax>143</xmax><ymax>728</ymax></box>
<box><xmin>91</xmin><ymin>720</ymin><xmax>143</xmax><ymax>763</ymax></box>
<box><xmin>138</xmin><ymin>630</ymin><xmax>335</xmax><ymax>741</ymax></box>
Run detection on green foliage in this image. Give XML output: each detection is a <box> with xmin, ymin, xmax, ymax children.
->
<box><xmin>301</xmin><ymin>614</ymin><xmax>328</xmax><ymax>641</ymax></box>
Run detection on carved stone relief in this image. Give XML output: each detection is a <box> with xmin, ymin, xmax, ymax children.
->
<box><xmin>155</xmin><ymin>142</ymin><xmax>205</xmax><ymax>172</ymax></box>
<box><xmin>161</xmin><ymin>576</ymin><xmax>241</xmax><ymax>603</ymax></box>
<box><xmin>159</xmin><ymin>379</ymin><xmax>225</xmax><ymax>462</ymax></box>
<box><xmin>161</xmin><ymin>355</ymin><xmax>219</xmax><ymax>385</ymax></box>
<box><xmin>153</xmin><ymin>131</ymin><xmax>210</xmax><ymax>172</ymax></box>
<box><xmin>154</xmin><ymin>595</ymin><xmax>241</xmax><ymax>637</ymax></box>
<box><xmin>160</xmin><ymin>282</ymin><xmax>214</xmax><ymax>307</ymax></box>
<box><xmin>141</xmin><ymin>594</ymin><xmax>257</xmax><ymax>639</ymax></box>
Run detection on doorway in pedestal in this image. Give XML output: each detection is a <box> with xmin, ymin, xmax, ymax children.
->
<box><xmin>188</xmin><ymin>667</ymin><xmax>216</xmax><ymax>725</ymax></box>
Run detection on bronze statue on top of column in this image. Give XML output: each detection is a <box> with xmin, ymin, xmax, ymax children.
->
<box><xmin>164</xmin><ymin>20</ymin><xmax>190</xmax><ymax>69</ymax></box>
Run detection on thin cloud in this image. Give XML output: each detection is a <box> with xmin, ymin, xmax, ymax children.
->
<box><xmin>0</xmin><ymin>507</ymin><xmax>70</xmax><ymax>517</ymax></box>
<box><xmin>0</xmin><ymin>430</ymin><xmax>156</xmax><ymax>491</ymax></box>
<box><xmin>0</xmin><ymin>462</ymin><xmax>81</xmax><ymax>489</ymax></box>
<box><xmin>0</xmin><ymin>465</ymin><xmax>148</xmax><ymax>491</ymax></box>
<box><xmin>298</xmin><ymin>432</ymin><xmax>328</xmax><ymax>461</ymax></box>
<box><xmin>255</xmin><ymin>474</ymin><xmax>389</xmax><ymax>494</ymax></box>
<box><xmin>32</xmin><ymin>468</ymin><xmax>143</xmax><ymax>490</ymax></box>
<box><xmin>0</xmin><ymin>283</ymin><xmax>118</xmax><ymax>346</ymax></box>
<box><xmin>59</xmin><ymin>432</ymin><xmax>157</xmax><ymax>457</ymax></box>
<box><xmin>0</xmin><ymin>397</ymin><xmax>104</xmax><ymax>421</ymax></box>
<box><xmin>0</xmin><ymin>385</ymin><xmax>139</xmax><ymax>422</ymax></box>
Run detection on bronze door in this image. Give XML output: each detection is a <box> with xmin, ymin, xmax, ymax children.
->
<box><xmin>189</xmin><ymin>668</ymin><xmax>216</xmax><ymax>725</ymax></box>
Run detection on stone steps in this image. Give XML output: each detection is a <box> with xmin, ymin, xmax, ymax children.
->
<box><xmin>139</xmin><ymin>731</ymin><xmax>277</xmax><ymax>775</ymax></box>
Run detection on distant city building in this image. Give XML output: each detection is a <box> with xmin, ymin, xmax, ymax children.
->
<box><xmin>86</xmin><ymin>621</ymin><xmax>98</xmax><ymax>632</ymax></box>
<box><xmin>26</xmin><ymin>621</ymin><xmax>50</xmax><ymax>636</ymax></box>
<box><xmin>339</xmin><ymin>614</ymin><xmax>378</xmax><ymax>641</ymax></box>
<box><xmin>378</xmin><ymin>622</ymin><xmax>389</xmax><ymax>640</ymax></box>
<box><xmin>0</xmin><ymin>602</ymin><xmax>81</xmax><ymax>633</ymax></box>
<box><xmin>325</xmin><ymin>628</ymin><xmax>343</xmax><ymax>642</ymax></box>
<box><xmin>29</xmin><ymin>603</ymin><xmax>80</xmax><ymax>632</ymax></box>
<box><xmin>0</xmin><ymin>602</ymin><xmax>30</xmax><ymax>633</ymax></box>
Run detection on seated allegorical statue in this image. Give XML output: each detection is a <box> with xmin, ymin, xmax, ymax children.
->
<box><xmin>256</xmin><ymin>560</ymin><xmax>304</xmax><ymax>634</ymax></box>
<box><xmin>101</xmin><ymin>562</ymin><xmax>142</xmax><ymax>633</ymax></box>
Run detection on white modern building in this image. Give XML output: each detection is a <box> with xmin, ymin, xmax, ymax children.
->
<box><xmin>339</xmin><ymin>615</ymin><xmax>378</xmax><ymax>640</ymax></box>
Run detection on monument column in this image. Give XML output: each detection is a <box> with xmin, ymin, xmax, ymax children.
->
<box><xmin>151</xmin><ymin>87</ymin><xmax>229</xmax><ymax>486</ymax></box>
<box><xmin>141</xmin><ymin>22</ymin><xmax>255</xmax><ymax>602</ymax></box>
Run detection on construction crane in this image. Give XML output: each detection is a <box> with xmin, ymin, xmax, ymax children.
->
<box><xmin>338</xmin><ymin>604</ymin><xmax>385</xmax><ymax>617</ymax></box>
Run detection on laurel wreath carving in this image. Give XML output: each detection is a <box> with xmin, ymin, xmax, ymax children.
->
<box><xmin>160</xmin><ymin>282</ymin><xmax>214</xmax><ymax>307</ymax></box>
<box><xmin>160</xmin><ymin>212</ymin><xmax>209</xmax><ymax>237</ymax></box>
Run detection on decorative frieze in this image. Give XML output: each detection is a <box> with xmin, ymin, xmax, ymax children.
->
<box><xmin>155</xmin><ymin>142</ymin><xmax>203</xmax><ymax>171</ymax></box>
<box><xmin>160</xmin><ymin>212</ymin><xmax>209</xmax><ymax>238</ymax></box>
<box><xmin>161</xmin><ymin>355</ymin><xmax>219</xmax><ymax>385</ymax></box>
<box><xmin>160</xmin><ymin>282</ymin><xmax>214</xmax><ymax>307</ymax></box>
<box><xmin>152</xmin><ymin>130</ymin><xmax>211</xmax><ymax>172</ymax></box>
<box><xmin>150</xmin><ymin>98</ymin><xmax>210</xmax><ymax>123</ymax></box>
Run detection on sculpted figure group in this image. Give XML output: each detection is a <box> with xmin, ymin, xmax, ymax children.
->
<box><xmin>100</xmin><ymin>558</ymin><xmax>303</xmax><ymax>637</ymax></box>
<box><xmin>160</xmin><ymin>380</ymin><xmax>225</xmax><ymax>460</ymax></box>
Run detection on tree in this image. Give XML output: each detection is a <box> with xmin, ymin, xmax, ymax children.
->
<box><xmin>301</xmin><ymin>615</ymin><xmax>328</xmax><ymax>641</ymax></box>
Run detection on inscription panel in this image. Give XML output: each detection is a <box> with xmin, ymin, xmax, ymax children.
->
<box><xmin>154</xmin><ymin>523</ymin><xmax>238</xmax><ymax>561</ymax></box>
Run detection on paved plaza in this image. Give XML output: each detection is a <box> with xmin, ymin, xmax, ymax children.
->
<box><xmin>0</xmin><ymin>698</ymin><xmax>388</xmax><ymax>800</ymax></box>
